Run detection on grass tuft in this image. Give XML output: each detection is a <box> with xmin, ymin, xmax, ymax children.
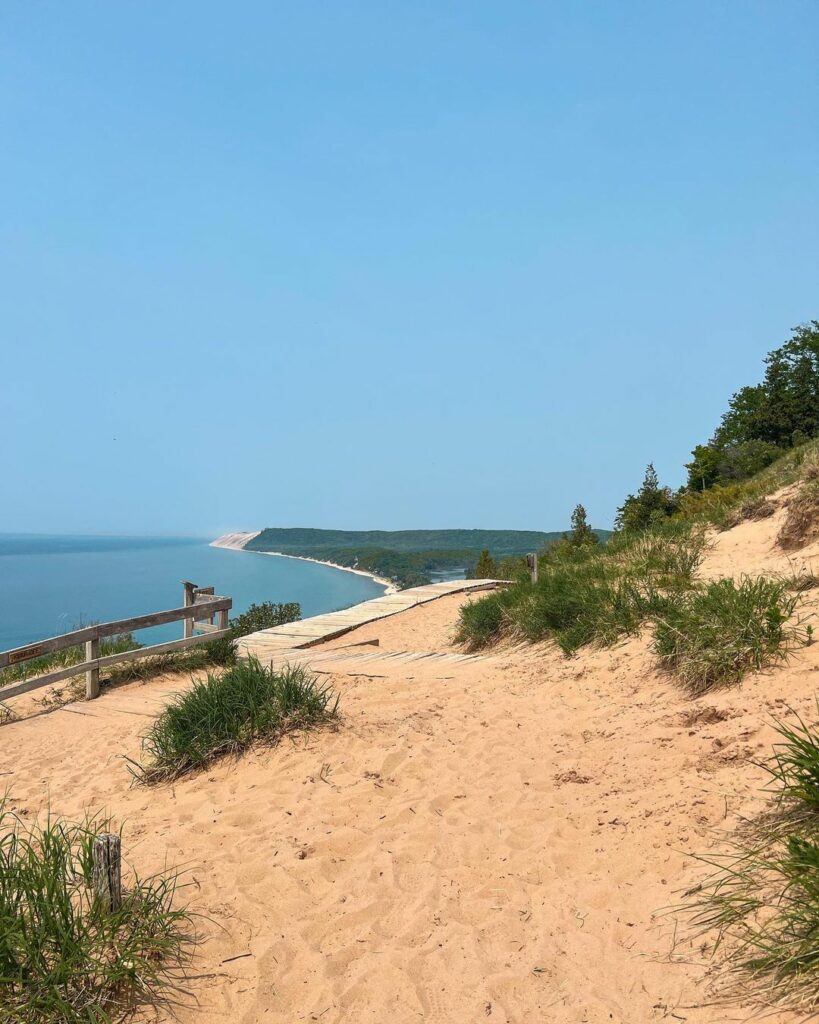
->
<box><xmin>0</xmin><ymin>804</ymin><xmax>191</xmax><ymax>1023</ymax></box>
<box><xmin>456</xmin><ymin>524</ymin><xmax>705</xmax><ymax>654</ymax></box>
<box><xmin>652</xmin><ymin>576</ymin><xmax>805</xmax><ymax>695</ymax></box>
<box><xmin>683</xmin><ymin>707</ymin><xmax>819</xmax><ymax>1008</ymax></box>
<box><xmin>131</xmin><ymin>657</ymin><xmax>338</xmax><ymax>783</ymax></box>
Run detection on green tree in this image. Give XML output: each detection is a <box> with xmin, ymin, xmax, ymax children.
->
<box><xmin>567</xmin><ymin>504</ymin><xmax>598</xmax><ymax>547</ymax></box>
<box><xmin>686</xmin><ymin>322</ymin><xmax>819</xmax><ymax>491</ymax></box>
<box><xmin>615</xmin><ymin>464</ymin><xmax>676</xmax><ymax>532</ymax></box>
<box><xmin>471</xmin><ymin>549</ymin><xmax>498</xmax><ymax>579</ymax></box>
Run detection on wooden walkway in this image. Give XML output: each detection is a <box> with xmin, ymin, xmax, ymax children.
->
<box><xmin>236</xmin><ymin>579</ymin><xmax>505</xmax><ymax>661</ymax></box>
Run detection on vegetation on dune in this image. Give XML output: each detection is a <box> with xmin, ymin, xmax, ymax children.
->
<box><xmin>130</xmin><ymin>657</ymin><xmax>338</xmax><ymax>783</ymax></box>
<box><xmin>652</xmin><ymin>577</ymin><xmax>806</xmax><ymax>695</ymax></box>
<box><xmin>684</xmin><ymin>708</ymin><xmax>819</xmax><ymax>1007</ymax></box>
<box><xmin>0</xmin><ymin>804</ymin><xmax>191</xmax><ymax>1024</ymax></box>
<box><xmin>457</xmin><ymin>523</ymin><xmax>705</xmax><ymax>655</ymax></box>
<box><xmin>199</xmin><ymin>600</ymin><xmax>301</xmax><ymax>666</ymax></box>
<box><xmin>469</xmin><ymin>549</ymin><xmax>498</xmax><ymax>579</ymax></box>
<box><xmin>458</xmin><ymin>524</ymin><xmax>809</xmax><ymax>690</ymax></box>
<box><xmin>777</xmin><ymin>478</ymin><xmax>819</xmax><ymax>550</ymax></box>
<box><xmin>459</xmin><ymin>321</ymin><xmax>819</xmax><ymax>698</ymax></box>
<box><xmin>685</xmin><ymin>321</ymin><xmax>819</xmax><ymax>494</ymax></box>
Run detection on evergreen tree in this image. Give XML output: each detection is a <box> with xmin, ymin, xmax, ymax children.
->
<box><xmin>615</xmin><ymin>464</ymin><xmax>676</xmax><ymax>532</ymax></box>
<box><xmin>472</xmin><ymin>549</ymin><xmax>498</xmax><ymax>579</ymax></box>
<box><xmin>568</xmin><ymin>504</ymin><xmax>598</xmax><ymax>547</ymax></box>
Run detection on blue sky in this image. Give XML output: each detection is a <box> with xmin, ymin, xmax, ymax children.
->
<box><xmin>2</xmin><ymin>2</ymin><xmax>817</xmax><ymax>535</ymax></box>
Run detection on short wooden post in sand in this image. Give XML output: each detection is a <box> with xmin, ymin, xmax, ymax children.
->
<box><xmin>92</xmin><ymin>833</ymin><xmax>122</xmax><ymax>912</ymax></box>
<box><xmin>526</xmin><ymin>553</ymin><xmax>538</xmax><ymax>584</ymax></box>
<box><xmin>85</xmin><ymin>637</ymin><xmax>100</xmax><ymax>699</ymax></box>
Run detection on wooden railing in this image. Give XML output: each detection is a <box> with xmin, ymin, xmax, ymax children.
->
<box><xmin>0</xmin><ymin>582</ymin><xmax>232</xmax><ymax>703</ymax></box>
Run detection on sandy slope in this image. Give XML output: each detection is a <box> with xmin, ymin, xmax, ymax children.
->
<box><xmin>3</xmin><ymin>503</ymin><xmax>819</xmax><ymax>1023</ymax></box>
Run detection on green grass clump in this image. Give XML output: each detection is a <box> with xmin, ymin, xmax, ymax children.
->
<box><xmin>684</xmin><ymin>708</ymin><xmax>819</xmax><ymax>1006</ymax></box>
<box><xmin>652</xmin><ymin>576</ymin><xmax>805</xmax><ymax>695</ymax></box>
<box><xmin>131</xmin><ymin>657</ymin><xmax>338</xmax><ymax>783</ymax></box>
<box><xmin>0</xmin><ymin>805</ymin><xmax>191</xmax><ymax>1023</ymax></box>
<box><xmin>456</xmin><ymin>524</ymin><xmax>704</xmax><ymax>654</ymax></box>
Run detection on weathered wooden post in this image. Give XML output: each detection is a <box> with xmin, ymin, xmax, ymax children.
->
<box><xmin>182</xmin><ymin>580</ymin><xmax>196</xmax><ymax>639</ymax></box>
<box><xmin>526</xmin><ymin>553</ymin><xmax>538</xmax><ymax>584</ymax></box>
<box><xmin>92</xmin><ymin>833</ymin><xmax>122</xmax><ymax>912</ymax></box>
<box><xmin>85</xmin><ymin>635</ymin><xmax>100</xmax><ymax>699</ymax></box>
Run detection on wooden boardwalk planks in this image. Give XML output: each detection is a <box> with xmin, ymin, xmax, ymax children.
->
<box><xmin>237</xmin><ymin>579</ymin><xmax>506</xmax><ymax>661</ymax></box>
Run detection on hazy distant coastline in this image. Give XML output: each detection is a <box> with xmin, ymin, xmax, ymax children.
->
<box><xmin>210</xmin><ymin>532</ymin><xmax>398</xmax><ymax>594</ymax></box>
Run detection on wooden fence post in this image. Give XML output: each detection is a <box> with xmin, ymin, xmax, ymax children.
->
<box><xmin>85</xmin><ymin>637</ymin><xmax>100</xmax><ymax>699</ymax></box>
<box><xmin>527</xmin><ymin>553</ymin><xmax>538</xmax><ymax>584</ymax></box>
<box><xmin>182</xmin><ymin>581</ymin><xmax>196</xmax><ymax>639</ymax></box>
<box><xmin>92</xmin><ymin>833</ymin><xmax>122</xmax><ymax>912</ymax></box>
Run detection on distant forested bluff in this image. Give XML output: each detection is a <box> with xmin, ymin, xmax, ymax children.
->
<box><xmin>246</xmin><ymin>528</ymin><xmax>612</xmax><ymax>589</ymax></box>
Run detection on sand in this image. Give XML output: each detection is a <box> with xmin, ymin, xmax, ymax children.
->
<box><xmin>4</xmin><ymin>499</ymin><xmax>819</xmax><ymax>1023</ymax></box>
<box><xmin>210</xmin><ymin>531</ymin><xmax>399</xmax><ymax>595</ymax></box>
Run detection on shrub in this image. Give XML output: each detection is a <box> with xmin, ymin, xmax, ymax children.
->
<box><xmin>229</xmin><ymin>601</ymin><xmax>301</xmax><ymax>636</ymax></box>
<box><xmin>469</xmin><ymin>550</ymin><xmax>498</xmax><ymax>580</ymax></box>
<box><xmin>204</xmin><ymin>601</ymin><xmax>302</xmax><ymax>668</ymax></box>
<box><xmin>131</xmin><ymin>658</ymin><xmax>338</xmax><ymax>783</ymax></box>
<box><xmin>0</xmin><ymin>805</ymin><xmax>191</xmax><ymax>1023</ymax></box>
<box><xmin>652</xmin><ymin>576</ymin><xmax>805</xmax><ymax>694</ymax></box>
<box><xmin>455</xmin><ymin>587</ymin><xmax>514</xmax><ymax>648</ymax></box>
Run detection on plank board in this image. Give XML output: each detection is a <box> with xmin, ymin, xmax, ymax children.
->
<box><xmin>237</xmin><ymin>579</ymin><xmax>506</xmax><ymax>661</ymax></box>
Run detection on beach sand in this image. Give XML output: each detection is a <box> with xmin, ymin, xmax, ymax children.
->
<box><xmin>210</xmin><ymin>531</ymin><xmax>400</xmax><ymax>594</ymax></box>
<box><xmin>3</xmin><ymin>498</ymin><xmax>819</xmax><ymax>1022</ymax></box>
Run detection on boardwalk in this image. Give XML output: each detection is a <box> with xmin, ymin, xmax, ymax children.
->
<box><xmin>236</xmin><ymin>579</ymin><xmax>506</xmax><ymax>661</ymax></box>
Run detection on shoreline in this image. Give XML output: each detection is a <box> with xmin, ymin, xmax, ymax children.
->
<box><xmin>251</xmin><ymin>550</ymin><xmax>399</xmax><ymax>596</ymax></box>
<box><xmin>210</xmin><ymin>533</ymin><xmax>399</xmax><ymax>596</ymax></box>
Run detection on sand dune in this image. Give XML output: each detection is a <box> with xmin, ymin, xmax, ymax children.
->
<box><xmin>3</xmin><ymin>497</ymin><xmax>819</xmax><ymax>1022</ymax></box>
<box><xmin>210</xmin><ymin>531</ymin><xmax>261</xmax><ymax>550</ymax></box>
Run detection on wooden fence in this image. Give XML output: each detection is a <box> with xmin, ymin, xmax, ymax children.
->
<box><xmin>0</xmin><ymin>582</ymin><xmax>232</xmax><ymax>703</ymax></box>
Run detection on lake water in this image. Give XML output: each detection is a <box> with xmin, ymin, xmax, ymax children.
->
<box><xmin>0</xmin><ymin>535</ymin><xmax>387</xmax><ymax>651</ymax></box>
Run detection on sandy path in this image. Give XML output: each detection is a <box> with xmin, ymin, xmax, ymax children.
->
<box><xmin>3</xmin><ymin>540</ymin><xmax>819</xmax><ymax>1021</ymax></box>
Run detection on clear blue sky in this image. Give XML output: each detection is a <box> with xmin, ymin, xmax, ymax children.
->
<box><xmin>2</xmin><ymin>2</ymin><xmax>817</xmax><ymax>536</ymax></box>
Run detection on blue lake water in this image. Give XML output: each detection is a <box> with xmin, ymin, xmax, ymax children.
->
<box><xmin>0</xmin><ymin>535</ymin><xmax>387</xmax><ymax>651</ymax></box>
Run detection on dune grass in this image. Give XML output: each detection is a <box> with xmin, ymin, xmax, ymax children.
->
<box><xmin>0</xmin><ymin>804</ymin><xmax>192</xmax><ymax>1024</ymax></box>
<box><xmin>456</xmin><ymin>523</ymin><xmax>705</xmax><ymax>654</ymax></box>
<box><xmin>458</xmin><ymin>518</ymin><xmax>809</xmax><ymax>693</ymax></box>
<box><xmin>684</xmin><ymin>707</ymin><xmax>819</xmax><ymax>1007</ymax></box>
<box><xmin>652</xmin><ymin>576</ymin><xmax>806</xmax><ymax>695</ymax></box>
<box><xmin>675</xmin><ymin>437</ymin><xmax>819</xmax><ymax>530</ymax></box>
<box><xmin>131</xmin><ymin>657</ymin><xmax>339</xmax><ymax>783</ymax></box>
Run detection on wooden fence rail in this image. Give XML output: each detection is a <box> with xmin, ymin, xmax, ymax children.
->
<box><xmin>0</xmin><ymin>583</ymin><xmax>232</xmax><ymax>703</ymax></box>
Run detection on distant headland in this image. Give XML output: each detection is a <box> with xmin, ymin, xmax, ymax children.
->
<box><xmin>211</xmin><ymin>527</ymin><xmax>611</xmax><ymax>590</ymax></box>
